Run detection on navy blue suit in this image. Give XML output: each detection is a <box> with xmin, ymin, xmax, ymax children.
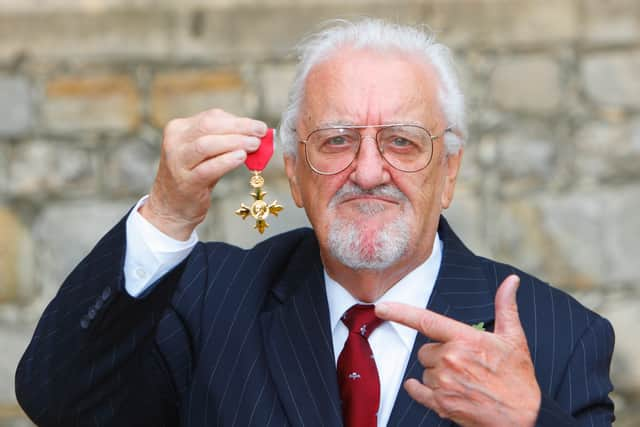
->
<box><xmin>16</xmin><ymin>216</ymin><xmax>614</xmax><ymax>426</ymax></box>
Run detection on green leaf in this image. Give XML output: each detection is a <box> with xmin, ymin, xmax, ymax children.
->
<box><xmin>471</xmin><ymin>321</ymin><xmax>486</xmax><ymax>331</ymax></box>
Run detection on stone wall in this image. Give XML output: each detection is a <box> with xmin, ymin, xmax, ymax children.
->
<box><xmin>0</xmin><ymin>1</ymin><xmax>638</xmax><ymax>425</ymax></box>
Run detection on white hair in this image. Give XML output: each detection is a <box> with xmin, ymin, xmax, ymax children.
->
<box><xmin>278</xmin><ymin>18</ymin><xmax>467</xmax><ymax>158</ymax></box>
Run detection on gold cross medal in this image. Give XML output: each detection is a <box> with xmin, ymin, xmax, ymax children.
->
<box><xmin>235</xmin><ymin>128</ymin><xmax>283</xmax><ymax>234</ymax></box>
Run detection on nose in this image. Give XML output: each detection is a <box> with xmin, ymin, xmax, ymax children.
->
<box><xmin>349</xmin><ymin>135</ymin><xmax>390</xmax><ymax>189</ymax></box>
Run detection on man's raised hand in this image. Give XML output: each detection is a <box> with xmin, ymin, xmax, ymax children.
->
<box><xmin>375</xmin><ymin>275</ymin><xmax>541</xmax><ymax>427</ymax></box>
<box><xmin>140</xmin><ymin>109</ymin><xmax>267</xmax><ymax>240</ymax></box>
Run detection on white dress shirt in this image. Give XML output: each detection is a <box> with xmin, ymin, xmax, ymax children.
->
<box><xmin>123</xmin><ymin>196</ymin><xmax>442</xmax><ymax>426</ymax></box>
<box><xmin>124</xmin><ymin>196</ymin><xmax>198</xmax><ymax>297</ymax></box>
<box><xmin>324</xmin><ymin>236</ymin><xmax>441</xmax><ymax>427</ymax></box>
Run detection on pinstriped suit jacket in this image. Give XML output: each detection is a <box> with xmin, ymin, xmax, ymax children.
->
<box><xmin>16</xmin><ymin>216</ymin><xmax>614</xmax><ymax>426</ymax></box>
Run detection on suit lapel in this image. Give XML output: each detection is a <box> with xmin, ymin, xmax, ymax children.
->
<box><xmin>260</xmin><ymin>235</ymin><xmax>343</xmax><ymax>427</ymax></box>
<box><xmin>388</xmin><ymin>217</ymin><xmax>497</xmax><ymax>426</ymax></box>
<box><xmin>259</xmin><ymin>218</ymin><xmax>497</xmax><ymax>426</ymax></box>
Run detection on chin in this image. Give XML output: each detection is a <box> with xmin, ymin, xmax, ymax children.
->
<box><xmin>327</xmin><ymin>213</ymin><xmax>410</xmax><ymax>271</ymax></box>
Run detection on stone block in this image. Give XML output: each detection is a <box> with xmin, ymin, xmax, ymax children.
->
<box><xmin>582</xmin><ymin>51</ymin><xmax>640</xmax><ymax>109</ymax></box>
<box><xmin>598</xmin><ymin>292</ymin><xmax>640</xmax><ymax>395</ymax></box>
<box><xmin>490</xmin><ymin>56</ymin><xmax>562</xmax><ymax>113</ymax></box>
<box><xmin>497</xmin><ymin>130</ymin><xmax>557</xmax><ymax>179</ymax></box>
<box><xmin>0</xmin><ymin>0</ymin><xmax>428</xmax><ymax>11</ymax></box>
<box><xmin>173</xmin><ymin>3</ymin><xmax>426</xmax><ymax>61</ymax></box>
<box><xmin>495</xmin><ymin>127</ymin><xmax>558</xmax><ymax>195</ymax></box>
<box><xmin>540</xmin><ymin>193</ymin><xmax>608</xmax><ymax>289</ymax></box>
<box><xmin>172</xmin><ymin>1</ymin><xmax>578</xmax><ymax>59</ymax></box>
<box><xmin>31</xmin><ymin>200</ymin><xmax>133</xmax><ymax>307</ymax></box>
<box><xmin>0</xmin><ymin>76</ymin><xmax>32</xmax><ymax>137</ymax></box>
<box><xmin>455</xmin><ymin>136</ymin><xmax>482</xmax><ymax>183</ymax></box>
<box><xmin>582</xmin><ymin>0</ymin><xmax>640</xmax><ymax>45</ymax></box>
<box><xmin>425</xmin><ymin>0</ymin><xmax>577</xmax><ymax>48</ymax></box>
<box><xmin>615</xmin><ymin>407</ymin><xmax>640</xmax><ymax>427</ymax></box>
<box><xmin>488</xmin><ymin>200</ymin><xmax>548</xmax><ymax>281</ymax></box>
<box><xmin>600</xmin><ymin>186</ymin><xmax>640</xmax><ymax>286</ymax></box>
<box><xmin>0</xmin><ymin>10</ymin><xmax>174</xmax><ymax>61</ymax></box>
<box><xmin>494</xmin><ymin>185</ymin><xmax>640</xmax><ymax>290</ymax></box>
<box><xmin>0</xmin><ymin>208</ymin><xmax>32</xmax><ymax>303</ymax></box>
<box><xmin>42</xmin><ymin>75</ymin><xmax>141</xmax><ymax>133</ymax></box>
<box><xmin>104</xmin><ymin>137</ymin><xmax>160</xmax><ymax>197</ymax></box>
<box><xmin>150</xmin><ymin>70</ymin><xmax>258</xmax><ymax>128</ymax></box>
<box><xmin>0</xmin><ymin>324</ymin><xmax>35</xmax><ymax>424</ymax></box>
<box><xmin>8</xmin><ymin>140</ymin><xmax>97</xmax><ymax>198</ymax></box>
<box><xmin>459</xmin><ymin>53</ymin><xmax>493</xmax><ymax>129</ymax></box>
<box><xmin>574</xmin><ymin>117</ymin><xmax>640</xmax><ymax>183</ymax></box>
<box><xmin>443</xmin><ymin>183</ymin><xmax>491</xmax><ymax>256</ymax></box>
<box><xmin>0</xmin><ymin>412</ymin><xmax>33</xmax><ymax>427</ymax></box>
<box><xmin>259</xmin><ymin>63</ymin><xmax>297</xmax><ymax>121</ymax></box>
<box><xmin>0</xmin><ymin>143</ymin><xmax>8</xmax><ymax>197</ymax></box>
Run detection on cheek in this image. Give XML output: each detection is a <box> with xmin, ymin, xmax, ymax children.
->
<box><xmin>306</xmin><ymin>173</ymin><xmax>346</xmax><ymax>201</ymax></box>
<box><xmin>298</xmin><ymin>174</ymin><xmax>346</xmax><ymax>223</ymax></box>
<box><xmin>395</xmin><ymin>170</ymin><xmax>442</xmax><ymax>215</ymax></box>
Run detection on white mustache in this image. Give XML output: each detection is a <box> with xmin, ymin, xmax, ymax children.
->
<box><xmin>329</xmin><ymin>182</ymin><xmax>408</xmax><ymax>208</ymax></box>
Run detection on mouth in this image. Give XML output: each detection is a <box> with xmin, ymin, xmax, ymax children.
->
<box><xmin>338</xmin><ymin>195</ymin><xmax>400</xmax><ymax>205</ymax></box>
<box><xmin>336</xmin><ymin>196</ymin><xmax>402</xmax><ymax>216</ymax></box>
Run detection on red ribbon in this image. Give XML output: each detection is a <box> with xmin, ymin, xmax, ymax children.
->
<box><xmin>245</xmin><ymin>128</ymin><xmax>274</xmax><ymax>172</ymax></box>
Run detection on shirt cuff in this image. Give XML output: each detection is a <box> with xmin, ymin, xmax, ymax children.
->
<box><xmin>124</xmin><ymin>195</ymin><xmax>198</xmax><ymax>298</ymax></box>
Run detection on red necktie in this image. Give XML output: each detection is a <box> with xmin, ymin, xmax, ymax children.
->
<box><xmin>337</xmin><ymin>304</ymin><xmax>384</xmax><ymax>427</ymax></box>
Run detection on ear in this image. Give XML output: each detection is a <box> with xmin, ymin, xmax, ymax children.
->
<box><xmin>284</xmin><ymin>154</ymin><xmax>304</xmax><ymax>208</ymax></box>
<box><xmin>441</xmin><ymin>147</ymin><xmax>463</xmax><ymax>210</ymax></box>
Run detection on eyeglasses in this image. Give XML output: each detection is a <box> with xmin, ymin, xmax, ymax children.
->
<box><xmin>298</xmin><ymin>124</ymin><xmax>452</xmax><ymax>175</ymax></box>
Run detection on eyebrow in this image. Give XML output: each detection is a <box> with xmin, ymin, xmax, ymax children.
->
<box><xmin>315</xmin><ymin>120</ymin><xmax>357</xmax><ymax>128</ymax></box>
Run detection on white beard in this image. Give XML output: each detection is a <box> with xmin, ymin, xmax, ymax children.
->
<box><xmin>327</xmin><ymin>182</ymin><xmax>411</xmax><ymax>270</ymax></box>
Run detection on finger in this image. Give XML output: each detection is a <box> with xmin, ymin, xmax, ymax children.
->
<box><xmin>417</xmin><ymin>343</ymin><xmax>443</xmax><ymax>368</ymax></box>
<box><xmin>421</xmin><ymin>367</ymin><xmax>461</xmax><ymax>394</ymax></box>
<box><xmin>376</xmin><ymin>302</ymin><xmax>475</xmax><ymax>343</ymax></box>
<box><xmin>404</xmin><ymin>378</ymin><xmax>437</xmax><ymax>411</ymax></box>
<box><xmin>494</xmin><ymin>275</ymin><xmax>525</xmax><ymax>339</ymax></box>
<box><xmin>186</xmin><ymin>109</ymin><xmax>267</xmax><ymax>140</ymax></box>
<box><xmin>420</xmin><ymin>342</ymin><xmax>466</xmax><ymax>372</ymax></box>
<box><xmin>183</xmin><ymin>134</ymin><xmax>260</xmax><ymax>169</ymax></box>
<box><xmin>421</xmin><ymin>367</ymin><xmax>441</xmax><ymax>389</ymax></box>
<box><xmin>191</xmin><ymin>149</ymin><xmax>247</xmax><ymax>187</ymax></box>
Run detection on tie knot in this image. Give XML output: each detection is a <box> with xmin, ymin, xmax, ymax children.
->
<box><xmin>341</xmin><ymin>304</ymin><xmax>383</xmax><ymax>339</ymax></box>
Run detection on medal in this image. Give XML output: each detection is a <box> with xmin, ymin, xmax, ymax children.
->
<box><xmin>235</xmin><ymin>128</ymin><xmax>283</xmax><ymax>234</ymax></box>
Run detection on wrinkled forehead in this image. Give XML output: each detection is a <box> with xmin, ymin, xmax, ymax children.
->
<box><xmin>299</xmin><ymin>47</ymin><xmax>446</xmax><ymax>131</ymax></box>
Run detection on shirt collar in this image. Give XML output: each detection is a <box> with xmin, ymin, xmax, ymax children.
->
<box><xmin>325</xmin><ymin>232</ymin><xmax>442</xmax><ymax>350</ymax></box>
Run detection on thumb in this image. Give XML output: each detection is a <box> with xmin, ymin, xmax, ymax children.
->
<box><xmin>494</xmin><ymin>275</ymin><xmax>524</xmax><ymax>339</ymax></box>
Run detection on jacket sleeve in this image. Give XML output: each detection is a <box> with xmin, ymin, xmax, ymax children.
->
<box><xmin>15</xmin><ymin>214</ymin><xmax>194</xmax><ymax>427</ymax></box>
<box><xmin>535</xmin><ymin>315</ymin><xmax>615</xmax><ymax>426</ymax></box>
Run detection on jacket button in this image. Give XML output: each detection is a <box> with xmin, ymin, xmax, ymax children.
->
<box><xmin>101</xmin><ymin>286</ymin><xmax>112</xmax><ymax>301</ymax></box>
<box><xmin>80</xmin><ymin>318</ymin><xmax>90</xmax><ymax>329</ymax></box>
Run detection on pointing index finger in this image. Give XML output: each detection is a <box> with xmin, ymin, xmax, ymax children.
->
<box><xmin>375</xmin><ymin>302</ymin><xmax>476</xmax><ymax>343</ymax></box>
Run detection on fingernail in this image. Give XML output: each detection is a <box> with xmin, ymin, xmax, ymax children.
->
<box><xmin>233</xmin><ymin>150</ymin><xmax>247</xmax><ymax>161</ymax></box>
<box><xmin>245</xmin><ymin>137</ymin><xmax>260</xmax><ymax>151</ymax></box>
<box><xmin>254</xmin><ymin>122</ymin><xmax>268</xmax><ymax>136</ymax></box>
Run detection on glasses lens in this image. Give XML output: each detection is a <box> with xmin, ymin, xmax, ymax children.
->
<box><xmin>378</xmin><ymin>125</ymin><xmax>432</xmax><ymax>172</ymax></box>
<box><xmin>306</xmin><ymin>128</ymin><xmax>359</xmax><ymax>174</ymax></box>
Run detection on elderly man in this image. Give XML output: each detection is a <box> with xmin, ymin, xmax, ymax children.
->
<box><xmin>17</xmin><ymin>19</ymin><xmax>614</xmax><ymax>427</ymax></box>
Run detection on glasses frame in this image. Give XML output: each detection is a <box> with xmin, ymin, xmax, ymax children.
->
<box><xmin>298</xmin><ymin>123</ymin><xmax>453</xmax><ymax>175</ymax></box>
